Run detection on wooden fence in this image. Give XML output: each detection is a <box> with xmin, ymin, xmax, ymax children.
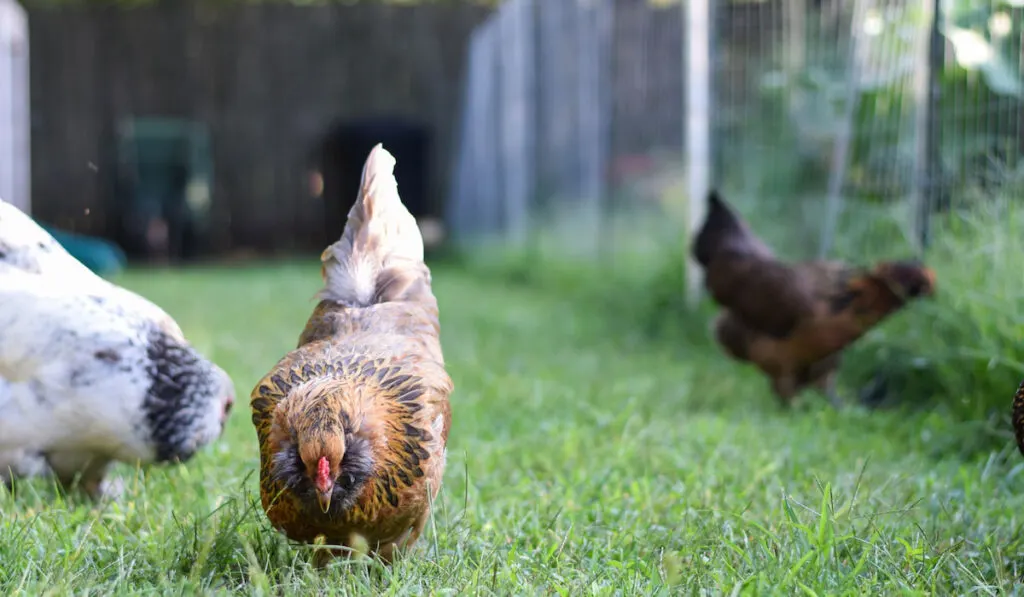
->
<box><xmin>26</xmin><ymin>0</ymin><xmax>490</xmax><ymax>253</ymax></box>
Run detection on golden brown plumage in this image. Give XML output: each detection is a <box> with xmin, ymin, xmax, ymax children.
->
<box><xmin>693</xmin><ymin>190</ymin><xmax>936</xmax><ymax>407</ymax></box>
<box><xmin>250</xmin><ymin>144</ymin><xmax>452</xmax><ymax>564</ymax></box>
<box><xmin>1012</xmin><ymin>379</ymin><xmax>1024</xmax><ymax>457</ymax></box>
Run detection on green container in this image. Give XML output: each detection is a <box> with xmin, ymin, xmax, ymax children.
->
<box><xmin>42</xmin><ymin>224</ymin><xmax>127</xmax><ymax>278</ymax></box>
<box><xmin>115</xmin><ymin>117</ymin><xmax>214</xmax><ymax>260</ymax></box>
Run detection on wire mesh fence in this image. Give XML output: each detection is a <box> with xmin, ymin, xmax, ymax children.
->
<box><xmin>448</xmin><ymin>0</ymin><xmax>1024</xmax><ymax>281</ymax></box>
<box><xmin>715</xmin><ymin>0</ymin><xmax>1024</xmax><ymax>263</ymax></box>
<box><xmin>448</xmin><ymin>0</ymin><xmax>682</xmax><ymax>266</ymax></box>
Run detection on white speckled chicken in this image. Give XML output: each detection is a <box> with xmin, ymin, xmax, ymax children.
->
<box><xmin>0</xmin><ymin>198</ymin><xmax>236</xmax><ymax>499</ymax></box>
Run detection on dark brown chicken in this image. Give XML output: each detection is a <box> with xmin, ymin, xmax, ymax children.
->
<box><xmin>693</xmin><ymin>190</ymin><xmax>936</xmax><ymax>407</ymax></box>
<box><xmin>250</xmin><ymin>144</ymin><xmax>452</xmax><ymax>564</ymax></box>
<box><xmin>1012</xmin><ymin>379</ymin><xmax>1024</xmax><ymax>456</ymax></box>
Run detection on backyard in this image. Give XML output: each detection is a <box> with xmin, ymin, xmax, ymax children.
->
<box><xmin>4</xmin><ymin>0</ymin><xmax>1024</xmax><ymax>591</ymax></box>
<box><xmin>2</xmin><ymin>247</ymin><xmax>1023</xmax><ymax>594</ymax></box>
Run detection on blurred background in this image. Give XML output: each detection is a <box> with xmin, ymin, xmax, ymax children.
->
<box><xmin>448</xmin><ymin>0</ymin><xmax>1022</xmax><ymax>267</ymax></box>
<box><xmin>1</xmin><ymin>0</ymin><xmax>490</xmax><ymax>264</ymax></box>
<box><xmin>2</xmin><ymin>0</ymin><xmax>1023</xmax><ymax>427</ymax></box>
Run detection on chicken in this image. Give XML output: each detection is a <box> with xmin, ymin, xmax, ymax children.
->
<box><xmin>0</xmin><ymin>198</ymin><xmax>235</xmax><ymax>499</ymax></box>
<box><xmin>250</xmin><ymin>144</ymin><xmax>452</xmax><ymax>565</ymax></box>
<box><xmin>0</xmin><ymin>197</ymin><xmax>181</xmax><ymax>330</ymax></box>
<box><xmin>693</xmin><ymin>190</ymin><xmax>936</xmax><ymax>407</ymax></box>
<box><xmin>1012</xmin><ymin>379</ymin><xmax>1024</xmax><ymax>457</ymax></box>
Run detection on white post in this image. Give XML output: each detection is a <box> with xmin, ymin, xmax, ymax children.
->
<box><xmin>911</xmin><ymin>0</ymin><xmax>939</xmax><ymax>252</ymax></box>
<box><xmin>685</xmin><ymin>0</ymin><xmax>712</xmax><ymax>308</ymax></box>
<box><xmin>498</xmin><ymin>0</ymin><xmax>532</xmax><ymax>249</ymax></box>
<box><xmin>0</xmin><ymin>0</ymin><xmax>30</xmax><ymax>214</ymax></box>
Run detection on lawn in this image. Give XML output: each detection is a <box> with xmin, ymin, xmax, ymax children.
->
<box><xmin>2</xmin><ymin>260</ymin><xmax>1024</xmax><ymax>595</ymax></box>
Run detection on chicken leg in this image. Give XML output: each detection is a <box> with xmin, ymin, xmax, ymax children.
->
<box><xmin>46</xmin><ymin>451</ymin><xmax>118</xmax><ymax>501</ymax></box>
<box><xmin>805</xmin><ymin>354</ymin><xmax>844</xmax><ymax>410</ymax></box>
<box><xmin>815</xmin><ymin>370</ymin><xmax>842</xmax><ymax>409</ymax></box>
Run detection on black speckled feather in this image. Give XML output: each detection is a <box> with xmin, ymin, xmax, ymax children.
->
<box><xmin>248</xmin><ymin>145</ymin><xmax>453</xmax><ymax>564</ymax></box>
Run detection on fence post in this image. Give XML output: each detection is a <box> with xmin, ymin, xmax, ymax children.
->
<box><xmin>0</xmin><ymin>0</ymin><xmax>30</xmax><ymax>214</ymax></box>
<box><xmin>912</xmin><ymin>0</ymin><xmax>943</xmax><ymax>252</ymax></box>
<box><xmin>528</xmin><ymin>0</ymin><xmax>544</xmax><ymax>262</ymax></box>
<box><xmin>577</xmin><ymin>0</ymin><xmax>599</xmax><ymax>256</ymax></box>
<box><xmin>497</xmin><ymin>0</ymin><xmax>533</xmax><ymax>249</ymax></box>
<box><xmin>685</xmin><ymin>0</ymin><xmax>714</xmax><ymax>309</ymax></box>
<box><xmin>480</xmin><ymin>18</ymin><xmax>502</xmax><ymax>239</ymax></box>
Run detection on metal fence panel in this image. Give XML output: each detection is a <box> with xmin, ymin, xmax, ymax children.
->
<box><xmin>449</xmin><ymin>0</ymin><xmax>1024</xmax><ymax>279</ymax></box>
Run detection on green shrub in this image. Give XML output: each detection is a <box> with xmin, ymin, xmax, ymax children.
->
<box><xmin>838</xmin><ymin>197</ymin><xmax>1024</xmax><ymax>442</ymax></box>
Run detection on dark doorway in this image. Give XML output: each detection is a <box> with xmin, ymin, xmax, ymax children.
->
<box><xmin>312</xmin><ymin>117</ymin><xmax>432</xmax><ymax>247</ymax></box>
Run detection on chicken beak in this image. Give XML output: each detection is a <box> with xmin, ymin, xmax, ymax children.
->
<box><xmin>317</xmin><ymin>488</ymin><xmax>333</xmax><ymax>513</ymax></box>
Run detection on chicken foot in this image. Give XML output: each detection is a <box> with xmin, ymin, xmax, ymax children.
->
<box><xmin>806</xmin><ymin>354</ymin><xmax>844</xmax><ymax>410</ymax></box>
<box><xmin>312</xmin><ymin>510</ymin><xmax>431</xmax><ymax>568</ymax></box>
<box><xmin>770</xmin><ymin>376</ymin><xmax>799</xmax><ymax>408</ymax></box>
<box><xmin>772</xmin><ymin>354</ymin><xmax>844</xmax><ymax>409</ymax></box>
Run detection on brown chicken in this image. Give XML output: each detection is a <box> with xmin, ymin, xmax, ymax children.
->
<box><xmin>249</xmin><ymin>144</ymin><xmax>453</xmax><ymax>565</ymax></box>
<box><xmin>693</xmin><ymin>190</ymin><xmax>936</xmax><ymax>407</ymax></box>
<box><xmin>1012</xmin><ymin>380</ymin><xmax>1024</xmax><ymax>457</ymax></box>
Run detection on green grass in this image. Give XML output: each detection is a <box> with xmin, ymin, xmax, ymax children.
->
<box><xmin>2</xmin><ymin>258</ymin><xmax>1024</xmax><ymax>595</ymax></box>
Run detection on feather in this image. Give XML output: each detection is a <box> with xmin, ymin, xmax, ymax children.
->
<box><xmin>250</xmin><ymin>144</ymin><xmax>452</xmax><ymax>565</ymax></box>
<box><xmin>0</xmin><ymin>201</ymin><xmax>233</xmax><ymax>497</ymax></box>
<box><xmin>317</xmin><ymin>144</ymin><xmax>427</xmax><ymax>308</ymax></box>
<box><xmin>1013</xmin><ymin>378</ymin><xmax>1024</xmax><ymax>457</ymax></box>
<box><xmin>693</xmin><ymin>190</ymin><xmax>935</xmax><ymax>406</ymax></box>
<box><xmin>0</xmin><ymin>198</ymin><xmax>186</xmax><ymax>340</ymax></box>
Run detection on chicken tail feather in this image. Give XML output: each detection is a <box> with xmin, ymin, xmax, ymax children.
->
<box><xmin>317</xmin><ymin>144</ymin><xmax>431</xmax><ymax>307</ymax></box>
<box><xmin>692</xmin><ymin>190</ymin><xmax>773</xmax><ymax>268</ymax></box>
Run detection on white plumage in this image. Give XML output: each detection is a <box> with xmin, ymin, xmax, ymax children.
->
<box><xmin>0</xmin><ymin>198</ymin><xmax>235</xmax><ymax>498</ymax></box>
<box><xmin>318</xmin><ymin>144</ymin><xmax>426</xmax><ymax>307</ymax></box>
<box><xmin>0</xmin><ymin>199</ymin><xmax>186</xmax><ymax>339</ymax></box>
